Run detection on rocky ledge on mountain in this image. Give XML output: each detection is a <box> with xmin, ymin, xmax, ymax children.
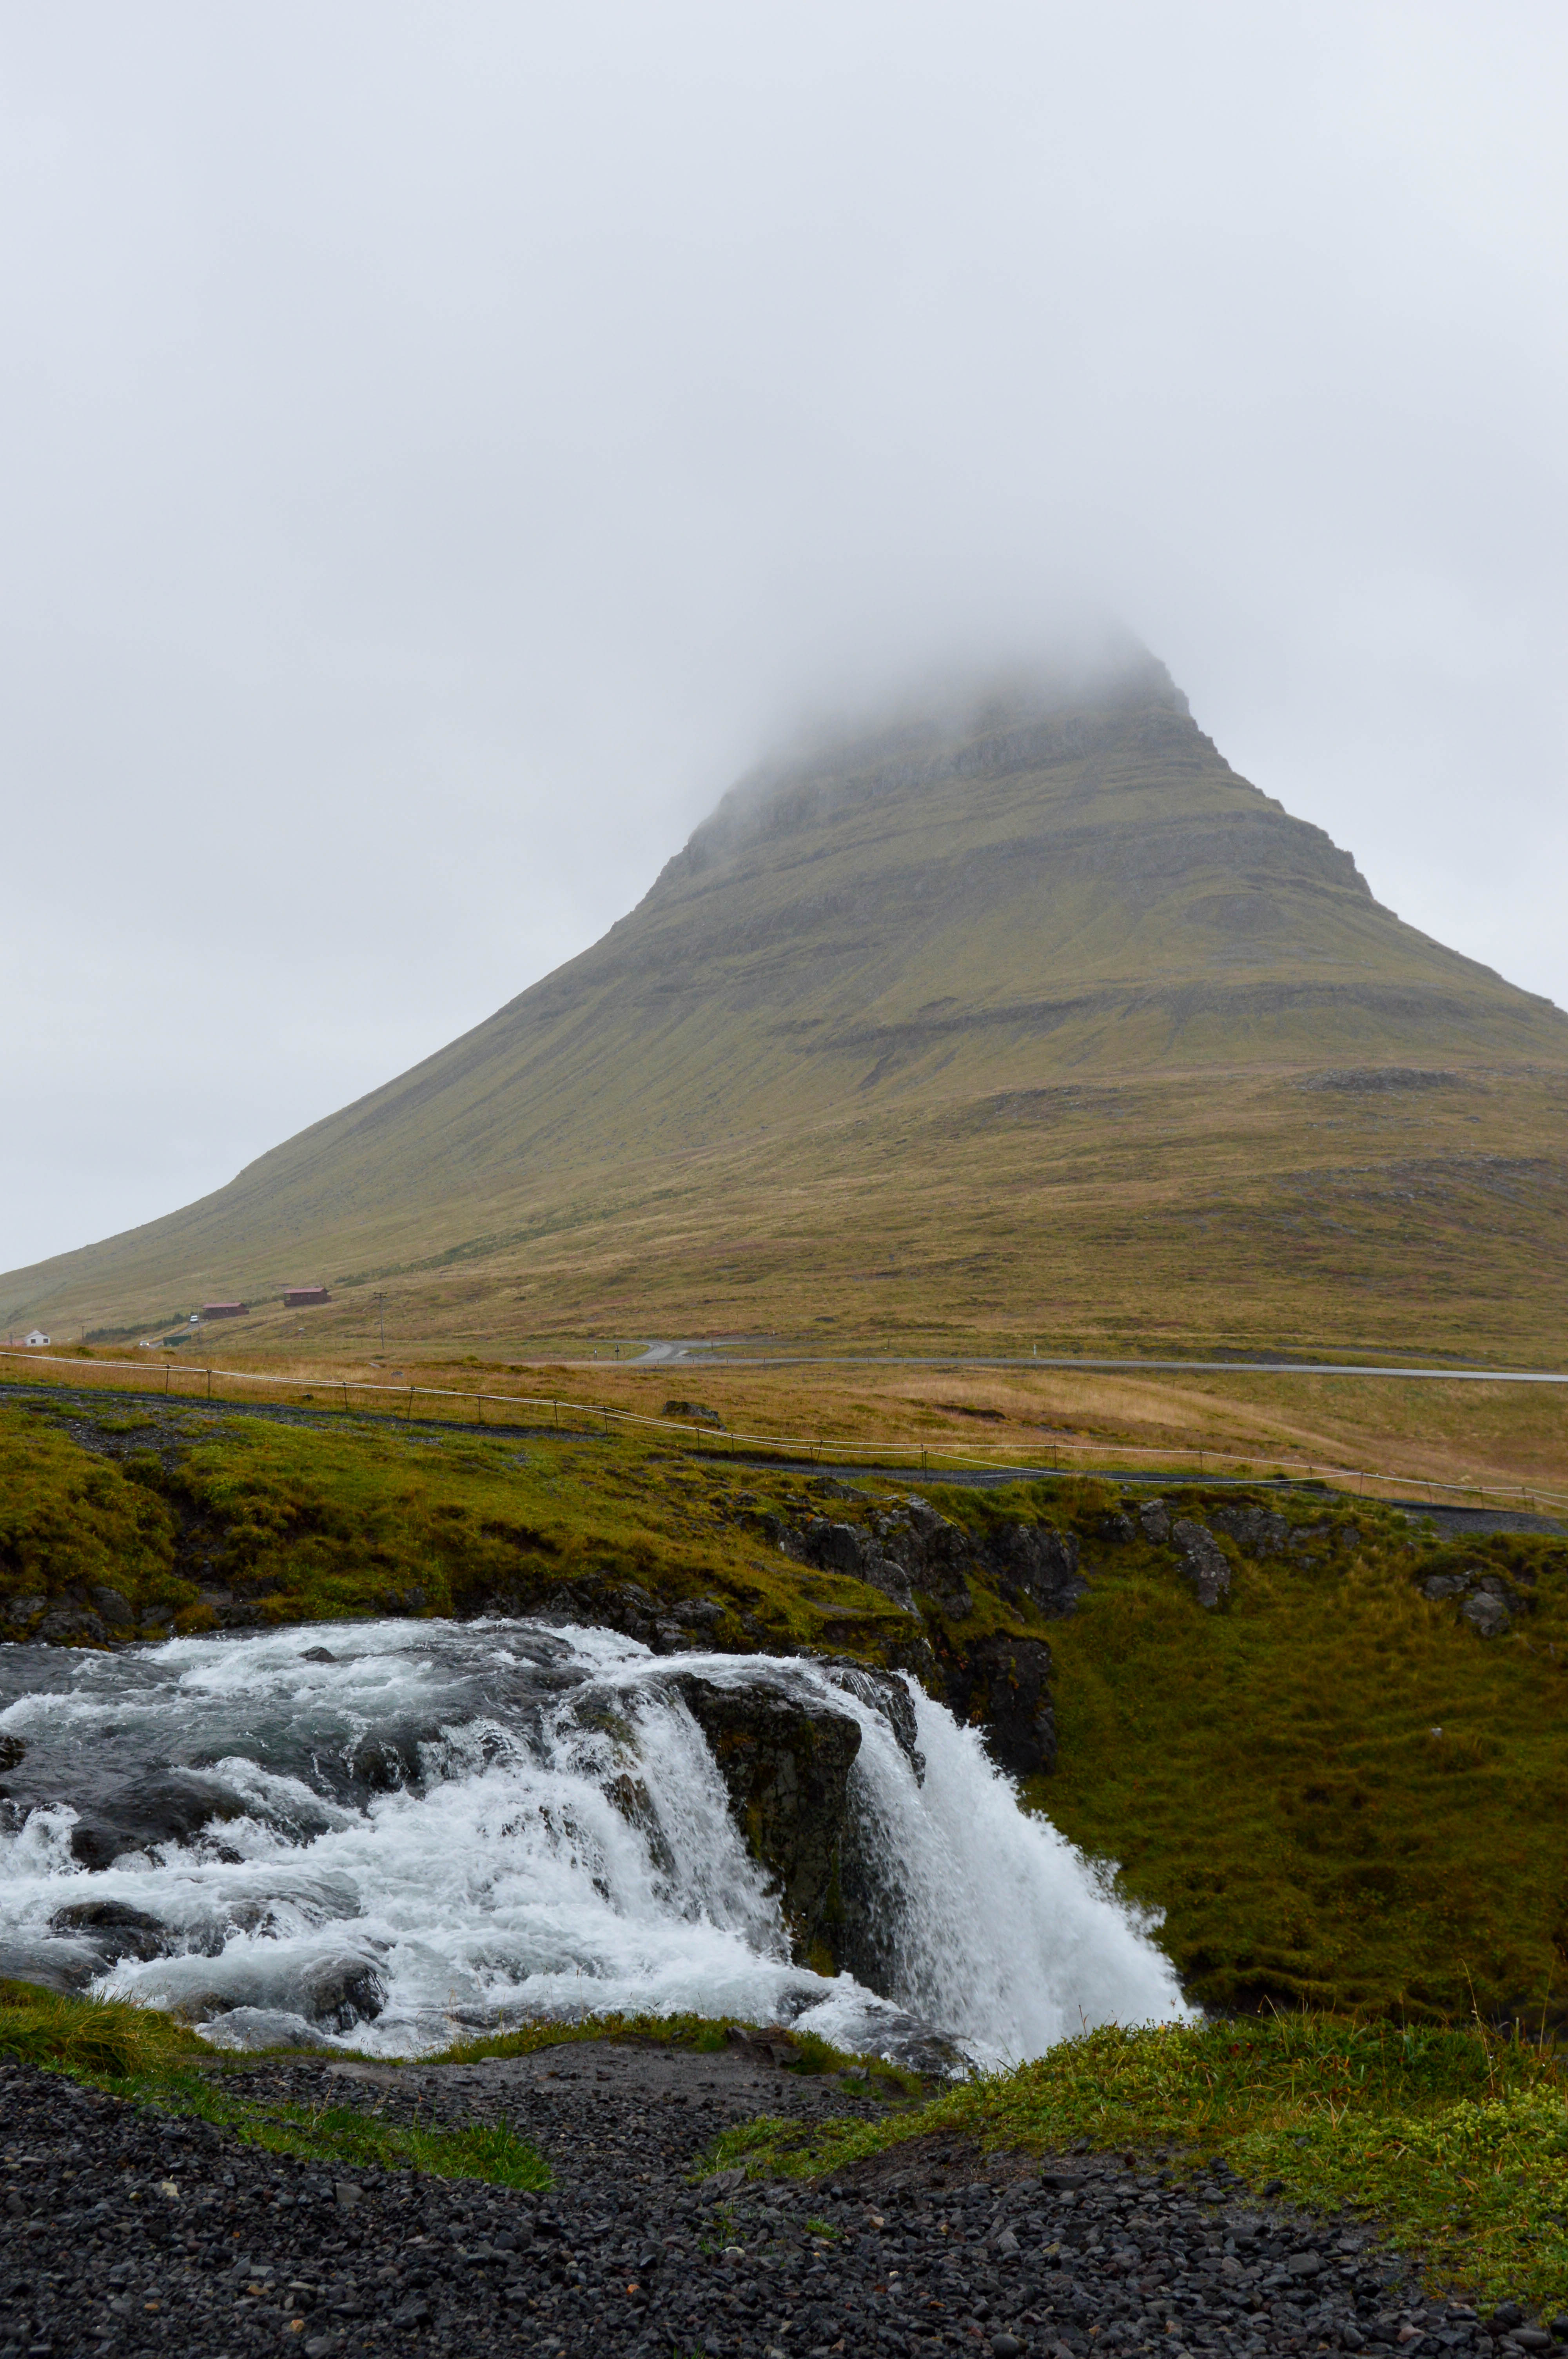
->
<box><xmin>780</xmin><ymin>1498</ymin><xmax>1085</xmax><ymax>1623</ymax></box>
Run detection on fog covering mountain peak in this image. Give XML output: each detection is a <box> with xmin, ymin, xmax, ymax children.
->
<box><xmin>4</xmin><ymin>647</ymin><xmax>1564</xmax><ymax>1355</ymax></box>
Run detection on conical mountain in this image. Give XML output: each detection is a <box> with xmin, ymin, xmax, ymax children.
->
<box><xmin>7</xmin><ymin>649</ymin><xmax>1566</xmax><ymax>1358</ymax></box>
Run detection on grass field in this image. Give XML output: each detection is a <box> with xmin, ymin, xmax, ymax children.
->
<box><xmin>7</xmin><ymin>1341</ymin><xmax>1564</xmax><ymax>1507</ymax></box>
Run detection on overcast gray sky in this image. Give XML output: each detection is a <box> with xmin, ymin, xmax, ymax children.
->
<box><xmin>3</xmin><ymin>1</ymin><xmax>1565</xmax><ymax>1272</ymax></box>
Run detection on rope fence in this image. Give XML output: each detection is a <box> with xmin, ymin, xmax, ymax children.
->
<box><xmin>2</xmin><ymin>1347</ymin><xmax>1563</xmax><ymax>1518</ymax></box>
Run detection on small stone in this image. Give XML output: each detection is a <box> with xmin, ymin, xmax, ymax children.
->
<box><xmin>1287</xmin><ymin>2251</ymin><xmax>1322</xmax><ymax>2277</ymax></box>
<box><xmin>1517</xmin><ymin>2335</ymin><xmax>1551</xmax><ymax>2352</ymax></box>
<box><xmin>333</xmin><ymin>2180</ymin><xmax>361</xmax><ymax>2208</ymax></box>
<box><xmin>390</xmin><ymin>2295</ymin><xmax>431</xmax><ymax>2326</ymax></box>
<box><xmin>992</xmin><ymin>2337</ymin><xmax>1025</xmax><ymax>2358</ymax></box>
<box><xmin>1462</xmin><ymin>1592</ymin><xmax>1512</xmax><ymax>1638</ymax></box>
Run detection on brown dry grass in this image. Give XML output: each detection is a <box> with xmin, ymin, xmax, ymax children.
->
<box><xmin>5</xmin><ymin>1341</ymin><xmax>1563</xmax><ymax>1508</ymax></box>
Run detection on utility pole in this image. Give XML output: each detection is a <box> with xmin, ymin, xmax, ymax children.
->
<box><xmin>372</xmin><ymin>1292</ymin><xmax>387</xmax><ymax>1352</ymax></box>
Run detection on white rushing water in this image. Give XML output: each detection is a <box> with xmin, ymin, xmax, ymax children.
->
<box><xmin>0</xmin><ymin>1620</ymin><xmax>1187</xmax><ymax>2062</ymax></box>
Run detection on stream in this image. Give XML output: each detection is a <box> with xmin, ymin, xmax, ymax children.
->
<box><xmin>0</xmin><ymin>1618</ymin><xmax>1186</xmax><ymax>2063</ymax></box>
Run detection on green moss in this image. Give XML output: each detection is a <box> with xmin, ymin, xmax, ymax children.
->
<box><xmin>116</xmin><ymin>2067</ymin><xmax>551</xmax><ymax>2190</ymax></box>
<box><xmin>0</xmin><ymin>1978</ymin><xmax>209</xmax><ymax>2078</ymax></box>
<box><xmin>0</xmin><ymin>1401</ymin><xmax>934</xmax><ymax>1660</ymax></box>
<box><xmin>1033</xmin><ymin>1494</ymin><xmax>1568</xmax><ymax>2024</ymax></box>
<box><xmin>0</xmin><ymin>1418</ymin><xmax>178</xmax><ymax>1616</ymax></box>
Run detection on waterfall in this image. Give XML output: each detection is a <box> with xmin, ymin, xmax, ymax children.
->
<box><xmin>0</xmin><ymin>1619</ymin><xmax>1188</xmax><ymax>2063</ymax></box>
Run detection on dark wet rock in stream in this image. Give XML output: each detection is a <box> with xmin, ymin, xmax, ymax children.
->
<box><xmin>669</xmin><ymin>1675</ymin><xmax>863</xmax><ymax>1967</ymax></box>
<box><xmin>49</xmin><ymin>1899</ymin><xmax>171</xmax><ymax>1964</ymax></box>
<box><xmin>66</xmin><ymin>1770</ymin><xmax>252</xmax><ymax>1869</ymax></box>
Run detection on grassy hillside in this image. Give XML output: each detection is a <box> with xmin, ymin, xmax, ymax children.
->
<box><xmin>5</xmin><ymin>649</ymin><xmax>1566</xmax><ymax>1357</ymax></box>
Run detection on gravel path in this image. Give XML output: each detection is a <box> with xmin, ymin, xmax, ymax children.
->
<box><xmin>0</xmin><ymin>2039</ymin><xmax>1538</xmax><ymax>2359</ymax></box>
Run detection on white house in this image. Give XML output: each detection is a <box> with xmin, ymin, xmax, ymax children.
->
<box><xmin>23</xmin><ymin>1330</ymin><xmax>49</xmax><ymax>1347</ymax></box>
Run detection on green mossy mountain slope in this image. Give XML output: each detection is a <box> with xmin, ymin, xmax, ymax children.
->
<box><xmin>6</xmin><ymin>650</ymin><xmax>1566</xmax><ymax>1354</ymax></box>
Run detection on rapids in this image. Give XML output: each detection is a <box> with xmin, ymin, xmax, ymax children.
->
<box><xmin>0</xmin><ymin>1619</ymin><xmax>1187</xmax><ymax>2062</ymax></box>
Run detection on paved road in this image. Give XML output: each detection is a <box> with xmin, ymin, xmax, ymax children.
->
<box><xmin>632</xmin><ymin>1344</ymin><xmax>1568</xmax><ymax>1384</ymax></box>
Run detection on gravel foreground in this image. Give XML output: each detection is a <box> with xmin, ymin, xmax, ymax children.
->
<box><xmin>0</xmin><ymin>2039</ymin><xmax>1546</xmax><ymax>2359</ymax></box>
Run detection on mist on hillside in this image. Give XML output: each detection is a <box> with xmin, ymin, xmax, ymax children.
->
<box><xmin>2</xmin><ymin>3</ymin><xmax>1565</xmax><ymax>1266</ymax></box>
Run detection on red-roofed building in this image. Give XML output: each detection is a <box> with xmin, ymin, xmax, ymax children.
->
<box><xmin>283</xmin><ymin>1286</ymin><xmax>331</xmax><ymax>1308</ymax></box>
<box><xmin>200</xmin><ymin>1302</ymin><xmax>248</xmax><ymax>1319</ymax></box>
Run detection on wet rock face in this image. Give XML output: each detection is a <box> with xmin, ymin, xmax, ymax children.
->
<box><xmin>775</xmin><ymin>1496</ymin><xmax>1076</xmax><ymax>1773</ymax></box>
<box><xmin>796</xmin><ymin>1518</ymin><xmax>916</xmax><ymax>1611</ymax></box>
<box><xmin>49</xmin><ymin>1900</ymin><xmax>170</xmax><ymax>1965</ymax></box>
<box><xmin>1138</xmin><ymin>1499</ymin><xmax>1172</xmax><ymax>1545</ymax></box>
<box><xmin>823</xmin><ymin>1663</ymin><xmax>924</xmax><ymax>1777</ymax></box>
<box><xmin>668</xmin><ymin>1675</ymin><xmax>862</xmax><ymax>1968</ymax></box>
<box><xmin>788</xmin><ymin>1501</ymin><xmax>981</xmax><ymax>1618</ymax></box>
<box><xmin>35</xmin><ymin>1604</ymin><xmax>109</xmax><ymax>1646</ymax></box>
<box><xmin>875</xmin><ymin>1500</ymin><xmax>977</xmax><ymax>1619</ymax></box>
<box><xmin>66</xmin><ymin>1770</ymin><xmax>251</xmax><ymax>1870</ymax></box>
<box><xmin>939</xmin><ymin>1634</ymin><xmax>1056</xmax><ymax>1778</ymax></box>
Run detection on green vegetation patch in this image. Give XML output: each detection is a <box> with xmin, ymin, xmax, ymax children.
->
<box><xmin>125</xmin><ymin>2067</ymin><xmax>551</xmax><ymax>2191</ymax></box>
<box><xmin>0</xmin><ymin>1399</ymin><xmax>927</xmax><ymax>1658</ymax></box>
<box><xmin>708</xmin><ymin>2014</ymin><xmax>1568</xmax><ymax>2313</ymax></box>
<box><xmin>0</xmin><ymin>1977</ymin><xmax>209</xmax><ymax>2079</ymax></box>
<box><xmin>1025</xmin><ymin>1490</ymin><xmax>1568</xmax><ymax>2024</ymax></box>
<box><xmin>0</xmin><ymin>1980</ymin><xmax>548</xmax><ymax>2190</ymax></box>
